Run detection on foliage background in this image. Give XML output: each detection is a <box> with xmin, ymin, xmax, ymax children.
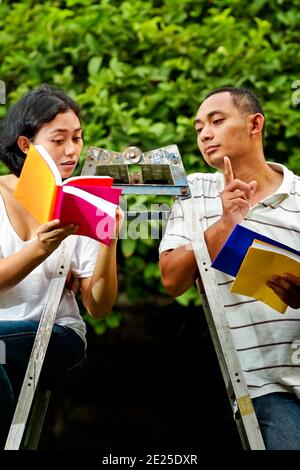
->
<box><xmin>1</xmin><ymin>0</ymin><xmax>300</xmax><ymax>319</ymax></box>
<box><xmin>1</xmin><ymin>0</ymin><xmax>300</xmax><ymax>451</ymax></box>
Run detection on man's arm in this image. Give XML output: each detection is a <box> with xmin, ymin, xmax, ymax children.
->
<box><xmin>159</xmin><ymin>245</ymin><xmax>198</xmax><ymax>297</ymax></box>
<box><xmin>159</xmin><ymin>221</ymin><xmax>236</xmax><ymax>298</ymax></box>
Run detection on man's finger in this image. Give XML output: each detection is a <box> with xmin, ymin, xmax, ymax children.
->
<box><xmin>249</xmin><ymin>180</ymin><xmax>257</xmax><ymax>193</ymax></box>
<box><xmin>283</xmin><ymin>273</ymin><xmax>300</xmax><ymax>287</ymax></box>
<box><xmin>267</xmin><ymin>276</ymin><xmax>291</xmax><ymax>291</ymax></box>
<box><xmin>223</xmin><ymin>156</ymin><xmax>234</xmax><ymax>186</ymax></box>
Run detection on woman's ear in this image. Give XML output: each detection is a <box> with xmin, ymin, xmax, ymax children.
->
<box><xmin>17</xmin><ymin>135</ymin><xmax>31</xmax><ymax>154</ymax></box>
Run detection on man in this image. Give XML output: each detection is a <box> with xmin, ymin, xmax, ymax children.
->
<box><xmin>159</xmin><ymin>87</ymin><xmax>300</xmax><ymax>450</ymax></box>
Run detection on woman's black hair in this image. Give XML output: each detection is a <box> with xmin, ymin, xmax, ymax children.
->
<box><xmin>0</xmin><ymin>84</ymin><xmax>81</xmax><ymax>176</ymax></box>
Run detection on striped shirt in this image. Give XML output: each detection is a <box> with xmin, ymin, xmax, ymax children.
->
<box><xmin>159</xmin><ymin>162</ymin><xmax>300</xmax><ymax>399</ymax></box>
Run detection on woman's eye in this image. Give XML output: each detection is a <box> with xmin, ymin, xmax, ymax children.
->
<box><xmin>73</xmin><ymin>137</ymin><xmax>83</xmax><ymax>143</ymax></box>
<box><xmin>213</xmin><ymin>119</ymin><xmax>224</xmax><ymax>125</ymax></box>
<box><xmin>52</xmin><ymin>139</ymin><xmax>64</xmax><ymax>144</ymax></box>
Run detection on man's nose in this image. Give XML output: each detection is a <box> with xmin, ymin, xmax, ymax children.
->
<box><xmin>200</xmin><ymin>125</ymin><xmax>213</xmax><ymax>142</ymax></box>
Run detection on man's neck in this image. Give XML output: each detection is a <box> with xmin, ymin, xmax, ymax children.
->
<box><xmin>231</xmin><ymin>153</ymin><xmax>284</xmax><ymax>205</ymax></box>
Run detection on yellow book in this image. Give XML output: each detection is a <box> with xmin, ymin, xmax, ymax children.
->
<box><xmin>230</xmin><ymin>240</ymin><xmax>300</xmax><ymax>313</ymax></box>
<box><xmin>14</xmin><ymin>144</ymin><xmax>59</xmax><ymax>224</ymax></box>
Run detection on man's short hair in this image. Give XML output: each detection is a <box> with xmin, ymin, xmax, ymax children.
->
<box><xmin>203</xmin><ymin>86</ymin><xmax>265</xmax><ymax>135</ymax></box>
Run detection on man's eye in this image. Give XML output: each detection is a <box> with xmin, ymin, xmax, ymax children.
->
<box><xmin>73</xmin><ymin>137</ymin><xmax>83</xmax><ymax>143</ymax></box>
<box><xmin>213</xmin><ymin>119</ymin><xmax>224</xmax><ymax>125</ymax></box>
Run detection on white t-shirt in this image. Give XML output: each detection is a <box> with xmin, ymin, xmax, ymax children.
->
<box><xmin>0</xmin><ymin>193</ymin><xmax>100</xmax><ymax>346</ymax></box>
<box><xmin>159</xmin><ymin>162</ymin><xmax>300</xmax><ymax>399</ymax></box>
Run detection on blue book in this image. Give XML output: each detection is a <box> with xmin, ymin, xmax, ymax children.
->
<box><xmin>211</xmin><ymin>224</ymin><xmax>300</xmax><ymax>277</ymax></box>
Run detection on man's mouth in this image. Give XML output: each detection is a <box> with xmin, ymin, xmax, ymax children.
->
<box><xmin>205</xmin><ymin>145</ymin><xmax>220</xmax><ymax>155</ymax></box>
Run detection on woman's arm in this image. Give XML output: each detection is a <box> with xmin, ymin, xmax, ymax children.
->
<box><xmin>0</xmin><ymin>219</ymin><xmax>77</xmax><ymax>291</ymax></box>
<box><xmin>79</xmin><ymin>240</ymin><xmax>118</xmax><ymax>319</ymax></box>
<box><xmin>79</xmin><ymin>208</ymin><xmax>123</xmax><ymax>319</ymax></box>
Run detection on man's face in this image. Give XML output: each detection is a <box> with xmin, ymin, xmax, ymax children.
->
<box><xmin>194</xmin><ymin>92</ymin><xmax>250</xmax><ymax>170</ymax></box>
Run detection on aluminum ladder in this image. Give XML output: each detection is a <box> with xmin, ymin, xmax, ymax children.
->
<box><xmin>4</xmin><ymin>238</ymin><xmax>76</xmax><ymax>450</ymax></box>
<box><xmin>81</xmin><ymin>143</ymin><xmax>265</xmax><ymax>450</ymax></box>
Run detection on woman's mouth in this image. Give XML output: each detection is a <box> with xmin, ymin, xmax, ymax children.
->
<box><xmin>61</xmin><ymin>161</ymin><xmax>77</xmax><ymax>167</ymax></box>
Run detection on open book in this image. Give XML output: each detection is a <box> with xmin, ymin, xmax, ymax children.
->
<box><xmin>211</xmin><ymin>224</ymin><xmax>300</xmax><ymax>277</ymax></box>
<box><xmin>14</xmin><ymin>144</ymin><xmax>122</xmax><ymax>245</ymax></box>
<box><xmin>230</xmin><ymin>240</ymin><xmax>300</xmax><ymax>313</ymax></box>
<box><xmin>211</xmin><ymin>225</ymin><xmax>300</xmax><ymax>313</ymax></box>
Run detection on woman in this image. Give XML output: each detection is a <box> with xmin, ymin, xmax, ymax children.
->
<box><xmin>0</xmin><ymin>84</ymin><xmax>123</xmax><ymax>447</ymax></box>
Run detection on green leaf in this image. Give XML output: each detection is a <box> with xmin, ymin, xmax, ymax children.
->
<box><xmin>144</xmin><ymin>262</ymin><xmax>160</xmax><ymax>280</ymax></box>
<box><xmin>175</xmin><ymin>286</ymin><xmax>201</xmax><ymax>307</ymax></box>
<box><xmin>121</xmin><ymin>238</ymin><xmax>136</xmax><ymax>258</ymax></box>
<box><xmin>105</xmin><ymin>312</ymin><xmax>122</xmax><ymax>329</ymax></box>
<box><xmin>88</xmin><ymin>56</ymin><xmax>103</xmax><ymax>77</ymax></box>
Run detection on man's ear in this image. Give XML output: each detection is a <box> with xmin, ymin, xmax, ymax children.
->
<box><xmin>249</xmin><ymin>113</ymin><xmax>264</xmax><ymax>136</ymax></box>
<box><xmin>17</xmin><ymin>135</ymin><xmax>31</xmax><ymax>154</ymax></box>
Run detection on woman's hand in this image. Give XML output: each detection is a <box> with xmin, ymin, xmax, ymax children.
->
<box><xmin>113</xmin><ymin>206</ymin><xmax>124</xmax><ymax>239</ymax></box>
<box><xmin>36</xmin><ymin>219</ymin><xmax>78</xmax><ymax>254</ymax></box>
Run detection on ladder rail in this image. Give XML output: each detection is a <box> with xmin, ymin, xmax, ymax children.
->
<box><xmin>180</xmin><ymin>197</ymin><xmax>265</xmax><ymax>449</ymax></box>
<box><xmin>22</xmin><ymin>388</ymin><xmax>51</xmax><ymax>450</ymax></box>
<box><xmin>197</xmin><ymin>280</ymin><xmax>232</xmax><ymax>395</ymax></box>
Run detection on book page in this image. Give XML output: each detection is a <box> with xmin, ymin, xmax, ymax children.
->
<box><xmin>252</xmin><ymin>239</ymin><xmax>300</xmax><ymax>261</ymax></box>
<box><xmin>13</xmin><ymin>144</ymin><xmax>59</xmax><ymax>224</ymax></box>
<box><xmin>62</xmin><ymin>185</ymin><xmax>116</xmax><ymax>216</ymax></box>
<box><xmin>35</xmin><ymin>145</ymin><xmax>61</xmax><ymax>185</ymax></box>
<box><xmin>62</xmin><ymin>175</ymin><xmax>113</xmax><ymax>187</ymax></box>
<box><xmin>54</xmin><ymin>185</ymin><xmax>119</xmax><ymax>244</ymax></box>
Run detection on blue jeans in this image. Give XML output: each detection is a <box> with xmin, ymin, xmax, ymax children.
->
<box><xmin>253</xmin><ymin>392</ymin><xmax>300</xmax><ymax>450</ymax></box>
<box><xmin>0</xmin><ymin>320</ymin><xmax>85</xmax><ymax>448</ymax></box>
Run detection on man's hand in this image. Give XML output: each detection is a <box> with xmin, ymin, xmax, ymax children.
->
<box><xmin>221</xmin><ymin>156</ymin><xmax>257</xmax><ymax>227</ymax></box>
<box><xmin>36</xmin><ymin>219</ymin><xmax>78</xmax><ymax>254</ymax></box>
<box><xmin>267</xmin><ymin>273</ymin><xmax>300</xmax><ymax>309</ymax></box>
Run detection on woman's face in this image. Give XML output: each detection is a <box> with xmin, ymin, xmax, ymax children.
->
<box><xmin>32</xmin><ymin>110</ymin><xmax>83</xmax><ymax>178</ymax></box>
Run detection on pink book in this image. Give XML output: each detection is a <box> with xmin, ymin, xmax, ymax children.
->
<box><xmin>54</xmin><ymin>185</ymin><xmax>122</xmax><ymax>245</ymax></box>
